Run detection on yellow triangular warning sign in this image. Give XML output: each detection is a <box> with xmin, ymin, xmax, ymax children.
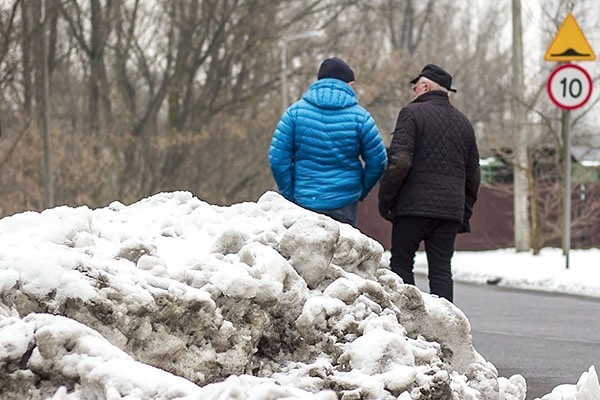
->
<box><xmin>544</xmin><ymin>14</ymin><xmax>596</xmax><ymax>61</ymax></box>
<box><xmin>545</xmin><ymin>14</ymin><xmax>596</xmax><ymax>61</ymax></box>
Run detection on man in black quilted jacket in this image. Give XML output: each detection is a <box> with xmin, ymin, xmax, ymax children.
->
<box><xmin>378</xmin><ymin>64</ymin><xmax>480</xmax><ymax>303</ymax></box>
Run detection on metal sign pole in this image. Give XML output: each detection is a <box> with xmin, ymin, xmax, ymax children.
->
<box><xmin>545</xmin><ymin>12</ymin><xmax>596</xmax><ymax>269</ymax></box>
<box><xmin>563</xmin><ymin>109</ymin><xmax>571</xmax><ymax>269</ymax></box>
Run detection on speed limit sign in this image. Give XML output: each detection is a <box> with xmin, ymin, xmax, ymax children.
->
<box><xmin>547</xmin><ymin>64</ymin><xmax>593</xmax><ymax>110</ymax></box>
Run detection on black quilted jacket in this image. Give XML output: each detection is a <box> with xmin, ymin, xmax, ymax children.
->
<box><xmin>378</xmin><ymin>91</ymin><xmax>480</xmax><ymax>231</ymax></box>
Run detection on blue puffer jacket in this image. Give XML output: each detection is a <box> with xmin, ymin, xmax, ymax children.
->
<box><xmin>269</xmin><ymin>78</ymin><xmax>387</xmax><ymax>210</ymax></box>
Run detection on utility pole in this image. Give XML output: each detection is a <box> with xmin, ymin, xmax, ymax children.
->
<box><xmin>511</xmin><ymin>0</ymin><xmax>530</xmax><ymax>251</ymax></box>
<box><xmin>279</xmin><ymin>30</ymin><xmax>323</xmax><ymax>113</ymax></box>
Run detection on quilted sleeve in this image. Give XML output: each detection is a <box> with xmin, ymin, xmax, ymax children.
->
<box><xmin>461</xmin><ymin>130</ymin><xmax>481</xmax><ymax>232</ymax></box>
<box><xmin>377</xmin><ymin>107</ymin><xmax>416</xmax><ymax>219</ymax></box>
<box><xmin>359</xmin><ymin>112</ymin><xmax>387</xmax><ymax>200</ymax></box>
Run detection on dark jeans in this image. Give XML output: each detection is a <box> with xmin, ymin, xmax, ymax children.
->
<box><xmin>390</xmin><ymin>216</ymin><xmax>460</xmax><ymax>302</ymax></box>
<box><xmin>314</xmin><ymin>202</ymin><xmax>358</xmax><ymax>227</ymax></box>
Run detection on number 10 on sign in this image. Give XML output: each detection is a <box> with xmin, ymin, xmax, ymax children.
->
<box><xmin>547</xmin><ymin>64</ymin><xmax>593</xmax><ymax>110</ymax></box>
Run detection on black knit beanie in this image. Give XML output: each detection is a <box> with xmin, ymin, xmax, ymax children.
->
<box><xmin>317</xmin><ymin>57</ymin><xmax>355</xmax><ymax>83</ymax></box>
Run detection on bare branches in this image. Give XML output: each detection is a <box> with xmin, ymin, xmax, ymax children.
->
<box><xmin>0</xmin><ymin>0</ymin><xmax>20</xmax><ymax>67</ymax></box>
<box><xmin>0</xmin><ymin>0</ymin><xmax>597</xmax><ymax>244</ymax></box>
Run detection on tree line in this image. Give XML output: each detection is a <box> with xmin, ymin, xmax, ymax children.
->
<box><xmin>0</xmin><ymin>0</ymin><xmax>598</xmax><ymax>251</ymax></box>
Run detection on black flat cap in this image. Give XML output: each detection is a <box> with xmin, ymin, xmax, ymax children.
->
<box><xmin>410</xmin><ymin>64</ymin><xmax>457</xmax><ymax>93</ymax></box>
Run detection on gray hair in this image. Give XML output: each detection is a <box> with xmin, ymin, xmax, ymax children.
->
<box><xmin>422</xmin><ymin>77</ymin><xmax>448</xmax><ymax>93</ymax></box>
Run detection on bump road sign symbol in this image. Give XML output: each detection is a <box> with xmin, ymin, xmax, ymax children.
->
<box><xmin>544</xmin><ymin>14</ymin><xmax>596</xmax><ymax>62</ymax></box>
<box><xmin>547</xmin><ymin>64</ymin><xmax>593</xmax><ymax>110</ymax></box>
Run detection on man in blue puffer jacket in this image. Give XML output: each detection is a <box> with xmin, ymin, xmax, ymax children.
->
<box><xmin>269</xmin><ymin>57</ymin><xmax>387</xmax><ymax>227</ymax></box>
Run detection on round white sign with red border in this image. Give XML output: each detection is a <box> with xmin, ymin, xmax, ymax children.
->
<box><xmin>547</xmin><ymin>64</ymin><xmax>593</xmax><ymax>110</ymax></box>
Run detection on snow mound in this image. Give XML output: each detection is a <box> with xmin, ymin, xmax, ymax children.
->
<box><xmin>536</xmin><ymin>365</ymin><xmax>599</xmax><ymax>400</ymax></box>
<box><xmin>0</xmin><ymin>191</ymin><xmax>526</xmax><ymax>399</ymax></box>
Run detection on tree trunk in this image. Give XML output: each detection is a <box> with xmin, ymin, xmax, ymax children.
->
<box><xmin>33</xmin><ymin>1</ymin><xmax>54</xmax><ymax>208</ymax></box>
<box><xmin>47</xmin><ymin>0</ymin><xmax>59</xmax><ymax>74</ymax></box>
<box><xmin>87</xmin><ymin>0</ymin><xmax>113</xmax><ymax>133</ymax></box>
<box><xmin>21</xmin><ymin>1</ymin><xmax>33</xmax><ymax>114</ymax></box>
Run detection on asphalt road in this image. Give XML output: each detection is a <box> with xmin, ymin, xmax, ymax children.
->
<box><xmin>415</xmin><ymin>274</ymin><xmax>600</xmax><ymax>400</ymax></box>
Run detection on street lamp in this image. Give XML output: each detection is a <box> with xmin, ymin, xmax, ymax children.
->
<box><xmin>280</xmin><ymin>30</ymin><xmax>323</xmax><ymax>113</ymax></box>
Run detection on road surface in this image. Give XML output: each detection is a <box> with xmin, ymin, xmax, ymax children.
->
<box><xmin>415</xmin><ymin>274</ymin><xmax>600</xmax><ymax>399</ymax></box>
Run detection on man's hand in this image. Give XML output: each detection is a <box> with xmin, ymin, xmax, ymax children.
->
<box><xmin>378</xmin><ymin>202</ymin><xmax>394</xmax><ymax>221</ymax></box>
<box><xmin>458</xmin><ymin>220</ymin><xmax>470</xmax><ymax>234</ymax></box>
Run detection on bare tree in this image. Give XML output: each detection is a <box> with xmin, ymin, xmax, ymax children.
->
<box><xmin>60</xmin><ymin>0</ymin><xmax>115</xmax><ymax>134</ymax></box>
<box><xmin>17</xmin><ymin>0</ymin><xmax>33</xmax><ymax>114</ymax></box>
<box><xmin>0</xmin><ymin>2</ymin><xmax>20</xmax><ymax>140</ymax></box>
<box><xmin>32</xmin><ymin>0</ymin><xmax>54</xmax><ymax>208</ymax></box>
<box><xmin>0</xmin><ymin>0</ymin><xmax>597</xmax><ymax>256</ymax></box>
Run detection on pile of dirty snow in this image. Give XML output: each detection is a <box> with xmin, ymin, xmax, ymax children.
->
<box><xmin>0</xmin><ymin>191</ymin><xmax>542</xmax><ymax>399</ymax></box>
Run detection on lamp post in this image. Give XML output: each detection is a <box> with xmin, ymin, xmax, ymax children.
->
<box><xmin>279</xmin><ymin>30</ymin><xmax>323</xmax><ymax>113</ymax></box>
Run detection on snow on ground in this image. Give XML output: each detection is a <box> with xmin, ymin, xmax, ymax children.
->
<box><xmin>409</xmin><ymin>248</ymin><xmax>600</xmax><ymax>299</ymax></box>
<box><xmin>0</xmin><ymin>191</ymin><xmax>597</xmax><ymax>399</ymax></box>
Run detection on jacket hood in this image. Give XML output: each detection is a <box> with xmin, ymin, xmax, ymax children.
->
<box><xmin>302</xmin><ymin>78</ymin><xmax>358</xmax><ymax>110</ymax></box>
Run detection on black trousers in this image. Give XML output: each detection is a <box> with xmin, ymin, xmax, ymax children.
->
<box><xmin>390</xmin><ymin>216</ymin><xmax>460</xmax><ymax>302</ymax></box>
